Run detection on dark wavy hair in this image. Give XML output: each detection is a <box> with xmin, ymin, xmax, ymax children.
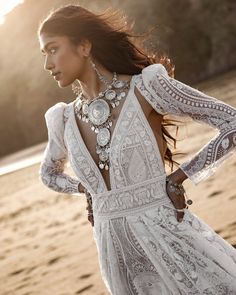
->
<box><xmin>38</xmin><ymin>5</ymin><xmax>183</xmax><ymax>170</ymax></box>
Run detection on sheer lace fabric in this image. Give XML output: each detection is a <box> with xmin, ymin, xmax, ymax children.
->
<box><xmin>93</xmin><ymin>201</ymin><xmax>236</xmax><ymax>295</ymax></box>
<box><xmin>39</xmin><ymin>64</ymin><xmax>236</xmax><ymax>294</ymax></box>
<box><xmin>39</xmin><ymin>102</ymin><xmax>81</xmax><ymax>195</ymax></box>
<box><xmin>138</xmin><ymin>64</ymin><xmax>236</xmax><ymax>184</ymax></box>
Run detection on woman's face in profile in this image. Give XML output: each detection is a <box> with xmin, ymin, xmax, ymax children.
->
<box><xmin>39</xmin><ymin>33</ymin><xmax>89</xmax><ymax>87</ymax></box>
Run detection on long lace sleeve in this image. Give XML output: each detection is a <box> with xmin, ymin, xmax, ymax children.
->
<box><xmin>140</xmin><ymin>63</ymin><xmax>236</xmax><ymax>185</ymax></box>
<box><xmin>39</xmin><ymin>102</ymin><xmax>81</xmax><ymax>195</ymax></box>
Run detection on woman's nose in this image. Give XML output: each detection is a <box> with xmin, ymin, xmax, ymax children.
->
<box><xmin>44</xmin><ymin>56</ymin><xmax>54</xmax><ymax>71</ymax></box>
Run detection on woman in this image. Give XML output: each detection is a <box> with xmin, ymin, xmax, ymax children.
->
<box><xmin>38</xmin><ymin>4</ymin><xmax>236</xmax><ymax>294</ymax></box>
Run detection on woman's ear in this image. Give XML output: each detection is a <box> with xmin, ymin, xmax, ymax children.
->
<box><xmin>79</xmin><ymin>39</ymin><xmax>92</xmax><ymax>57</ymax></box>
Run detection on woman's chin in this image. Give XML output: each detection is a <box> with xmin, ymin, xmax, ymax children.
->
<box><xmin>57</xmin><ymin>79</ymin><xmax>71</xmax><ymax>88</ymax></box>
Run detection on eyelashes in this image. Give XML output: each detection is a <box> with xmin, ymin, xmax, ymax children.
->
<box><xmin>41</xmin><ymin>47</ymin><xmax>58</xmax><ymax>56</ymax></box>
<box><xmin>49</xmin><ymin>48</ymin><xmax>57</xmax><ymax>54</ymax></box>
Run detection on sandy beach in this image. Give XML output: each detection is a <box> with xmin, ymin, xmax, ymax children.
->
<box><xmin>0</xmin><ymin>69</ymin><xmax>236</xmax><ymax>295</ymax></box>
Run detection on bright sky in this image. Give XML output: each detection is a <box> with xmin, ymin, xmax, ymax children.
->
<box><xmin>0</xmin><ymin>0</ymin><xmax>24</xmax><ymax>24</ymax></box>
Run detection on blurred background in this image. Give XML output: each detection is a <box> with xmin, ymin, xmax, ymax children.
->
<box><xmin>1</xmin><ymin>0</ymin><xmax>236</xmax><ymax>158</ymax></box>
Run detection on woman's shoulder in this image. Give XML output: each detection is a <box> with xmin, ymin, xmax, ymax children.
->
<box><xmin>44</xmin><ymin>101</ymin><xmax>73</xmax><ymax>128</ymax></box>
<box><xmin>139</xmin><ymin>63</ymin><xmax>169</xmax><ymax>91</ymax></box>
<box><xmin>141</xmin><ymin>63</ymin><xmax>168</xmax><ymax>77</ymax></box>
<box><xmin>45</xmin><ymin>102</ymin><xmax>67</xmax><ymax>119</ymax></box>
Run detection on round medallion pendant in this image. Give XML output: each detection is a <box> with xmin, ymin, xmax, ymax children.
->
<box><xmin>97</xmin><ymin>128</ymin><xmax>110</xmax><ymax>147</ymax></box>
<box><xmin>105</xmin><ymin>89</ymin><xmax>116</xmax><ymax>100</ymax></box>
<box><xmin>88</xmin><ymin>99</ymin><xmax>110</xmax><ymax>125</ymax></box>
<box><xmin>113</xmin><ymin>80</ymin><xmax>125</xmax><ymax>89</ymax></box>
<box><xmin>99</xmin><ymin>150</ymin><xmax>109</xmax><ymax>161</ymax></box>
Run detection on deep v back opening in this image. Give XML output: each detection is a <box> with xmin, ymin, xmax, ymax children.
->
<box><xmin>71</xmin><ymin>74</ymin><xmax>136</xmax><ymax>192</ymax></box>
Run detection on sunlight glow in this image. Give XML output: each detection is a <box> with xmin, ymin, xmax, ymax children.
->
<box><xmin>0</xmin><ymin>0</ymin><xmax>24</xmax><ymax>25</ymax></box>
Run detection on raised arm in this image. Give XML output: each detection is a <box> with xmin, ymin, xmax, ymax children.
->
<box><xmin>139</xmin><ymin>63</ymin><xmax>236</xmax><ymax>185</ymax></box>
<box><xmin>39</xmin><ymin>102</ymin><xmax>82</xmax><ymax>195</ymax></box>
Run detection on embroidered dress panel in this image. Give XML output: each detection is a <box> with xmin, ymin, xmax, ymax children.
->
<box><xmin>69</xmin><ymin>75</ymin><xmax>136</xmax><ymax>193</ymax></box>
<box><xmin>39</xmin><ymin>63</ymin><xmax>236</xmax><ymax>295</ymax></box>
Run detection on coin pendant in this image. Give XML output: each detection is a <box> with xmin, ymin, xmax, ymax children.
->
<box><xmin>96</xmin><ymin>145</ymin><xmax>102</xmax><ymax>154</ymax></box>
<box><xmin>99</xmin><ymin>151</ymin><xmax>109</xmax><ymax>161</ymax></box>
<box><xmin>88</xmin><ymin>99</ymin><xmax>110</xmax><ymax>125</ymax></box>
<box><xmin>113</xmin><ymin>80</ymin><xmax>125</xmax><ymax>89</ymax></box>
<box><xmin>97</xmin><ymin>128</ymin><xmax>110</xmax><ymax>147</ymax></box>
<box><xmin>105</xmin><ymin>89</ymin><xmax>116</xmax><ymax>100</ymax></box>
<box><xmin>116</xmin><ymin>93</ymin><xmax>123</xmax><ymax>100</ymax></box>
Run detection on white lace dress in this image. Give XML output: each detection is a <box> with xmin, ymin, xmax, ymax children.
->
<box><xmin>39</xmin><ymin>63</ymin><xmax>236</xmax><ymax>295</ymax></box>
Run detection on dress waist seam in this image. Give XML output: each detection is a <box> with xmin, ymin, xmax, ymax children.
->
<box><xmin>93</xmin><ymin>174</ymin><xmax>167</xmax><ymax>198</ymax></box>
<box><xmin>93</xmin><ymin>196</ymin><xmax>172</xmax><ymax>220</ymax></box>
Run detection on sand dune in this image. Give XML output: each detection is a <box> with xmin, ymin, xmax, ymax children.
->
<box><xmin>0</xmin><ymin>69</ymin><xmax>236</xmax><ymax>295</ymax></box>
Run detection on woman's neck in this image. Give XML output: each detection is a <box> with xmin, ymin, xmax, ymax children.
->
<box><xmin>79</xmin><ymin>61</ymin><xmax>114</xmax><ymax>100</ymax></box>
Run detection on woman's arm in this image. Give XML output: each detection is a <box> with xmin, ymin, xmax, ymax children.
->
<box><xmin>140</xmin><ymin>63</ymin><xmax>236</xmax><ymax>185</ymax></box>
<box><xmin>39</xmin><ymin>102</ymin><xmax>83</xmax><ymax>195</ymax></box>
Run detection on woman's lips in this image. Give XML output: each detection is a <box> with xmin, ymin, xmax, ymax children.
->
<box><xmin>53</xmin><ymin>72</ymin><xmax>61</xmax><ymax>80</ymax></box>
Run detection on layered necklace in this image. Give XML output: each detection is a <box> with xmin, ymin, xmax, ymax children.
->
<box><xmin>73</xmin><ymin>58</ymin><xmax>131</xmax><ymax>171</ymax></box>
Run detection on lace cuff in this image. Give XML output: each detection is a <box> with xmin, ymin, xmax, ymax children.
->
<box><xmin>140</xmin><ymin>63</ymin><xmax>236</xmax><ymax>185</ymax></box>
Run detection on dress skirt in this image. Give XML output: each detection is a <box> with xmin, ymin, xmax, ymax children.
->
<box><xmin>92</xmin><ymin>175</ymin><xmax>236</xmax><ymax>295</ymax></box>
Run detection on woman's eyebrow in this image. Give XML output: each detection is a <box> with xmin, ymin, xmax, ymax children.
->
<box><xmin>41</xmin><ymin>41</ymin><xmax>57</xmax><ymax>53</ymax></box>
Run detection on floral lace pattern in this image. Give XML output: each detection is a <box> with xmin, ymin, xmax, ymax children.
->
<box><xmin>137</xmin><ymin>63</ymin><xmax>236</xmax><ymax>184</ymax></box>
<box><xmin>64</xmin><ymin>108</ymin><xmax>107</xmax><ymax>194</ymax></box>
<box><xmin>110</xmin><ymin>92</ymin><xmax>165</xmax><ymax>190</ymax></box>
<box><xmin>93</xmin><ymin>201</ymin><xmax>236</xmax><ymax>295</ymax></box>
<box><xmin>40</xmin><ymin>64</ymin><xmax>236</xmax><ymax>295</ymax></box>
<box><xmin>39</xmin><ymin>102</ymin><xmax>81</xmax><ymax>195</ymax></box>
<box><xmin>39</xmin><ymin>154</ymin><xmax>80</xmax><ymax>194</ymax></box>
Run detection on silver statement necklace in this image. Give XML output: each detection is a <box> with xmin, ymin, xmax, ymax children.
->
<box><xmin>73</xmin><ymin>59</ymin><xmax>130</xmax><ymax>171</ymax></box>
